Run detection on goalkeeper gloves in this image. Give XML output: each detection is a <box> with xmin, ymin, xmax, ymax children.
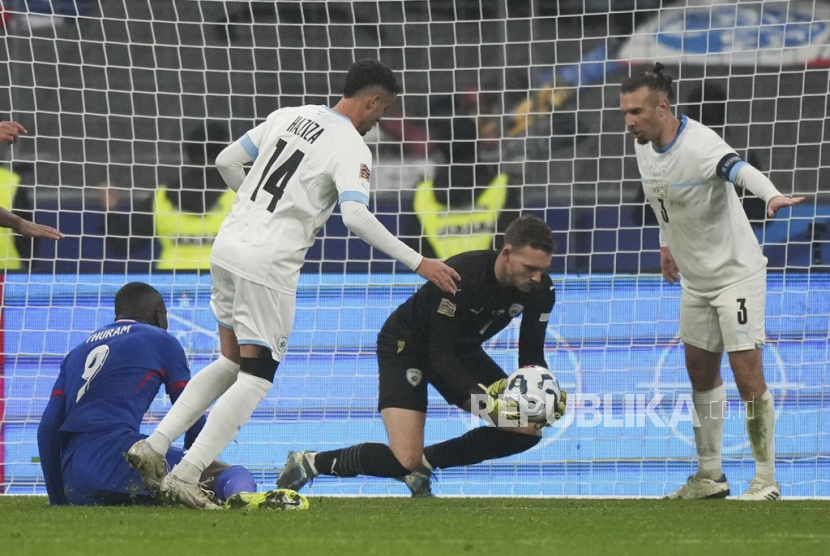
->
<box><xmin>477</xmin><ymin>380</ymin><xmax>569</xmax><ymax>428</ymax></box>
<box><xmin>478</xmin><ymin>379</ymin><xmax>520</xmax><ymax>422</ymax></box>
<box><xmin>553</xmin><ymin>389</ymin><xmax>568</xmax><ymax>421</ymax></box>
<box><xmin>485</xmin><ymin>378</ymin><xmax>507</xmax><ymax>398</ymax></box>
<box><xmin>535</xmin><ymin>390</ymin><xmax>568</xmax><ymax>429</ymax></box>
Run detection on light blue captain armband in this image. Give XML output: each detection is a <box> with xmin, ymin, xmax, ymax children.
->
<box><xmin>728</xmin><ymin>160</ymin><xmax>748</xmax><ymax>183</ymax></box>
<box><xmin>338</xmin><ymin>191</ymin><xmax>370</xmax><ymax>206</ymax></box>
<box><xmin>239</xmin><ymin>133</ymin><xmax>259</xmax><ymax>160</ymax></box>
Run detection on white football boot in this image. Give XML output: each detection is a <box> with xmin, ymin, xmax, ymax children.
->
<box><xmin>735</xmin><ymin>478</ymin><xmax>780</xmax><ymax>501</ymax></box>
<box><xmin>124</xmin><ymin>439</ymin><xmax>167</xmax><ymax>492</ymax></box>
<box><xmin>665</xmin><ymin>473</ymin><xmax>730</xmax><ymax>499</ymax></box>
<box><xmin>160</xmin><ymin>473</ymin><xmax>222</xmax><ymax>510</ymax></box>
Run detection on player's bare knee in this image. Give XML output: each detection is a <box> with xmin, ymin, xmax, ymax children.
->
<box><xmin>399</xmin><ymin>453</ymin><xmax>424</xmax><ymax>471</ymax></box>
<box><xmin>689</xmin><ymin>375</ymin><xmax>723</xmax><ymax>392</ymax></box>
<box><xmin>389</xmin><ymin>448</ymin><xmax>423</xmax><ymax>471</ymax></box>
<box><xmin>240</xmin><ymin>347</ymin><xmax>279</xmax><ymax>382</ymax></box>
<box><xmin>686</xmin><ymin>361</ymin><xmax>723</xmax><ymax>391</ymax></box>
<box><xmin>728</xmin><ymin>349</ymin><xmax>766</xmax><ymax>399</ymax></box>
<box><xmin>734</xmin><ymin>378</ymin><xmax>767</xmax><ymax>401</ymax></box>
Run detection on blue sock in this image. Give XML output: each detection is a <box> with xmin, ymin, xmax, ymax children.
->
<box><xmin>213</xmin><ymin>465</ymin><xmax>257</xmax><ymax>500</ymax></box>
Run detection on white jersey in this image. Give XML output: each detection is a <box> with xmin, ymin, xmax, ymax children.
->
<box><xmin>636</xmin><ymin>115</ymin><xmax>767</xmax><ymax>294</ymax></box>
<box><xmin>211</xmin><ymin>105</ymin><xmax>373</xmax><ymax>293</ymax></box>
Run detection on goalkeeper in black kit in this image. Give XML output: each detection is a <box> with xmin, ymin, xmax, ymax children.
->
<box><xmin>277</xmin><ymin>215</ymin><xmax>568</xmax><ymax>496</ymax></box>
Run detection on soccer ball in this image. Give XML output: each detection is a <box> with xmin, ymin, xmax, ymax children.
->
<box><xmin>503</xmin><ymin>365</ymin><xmax>561</xmax><ymax>425</ymax></box>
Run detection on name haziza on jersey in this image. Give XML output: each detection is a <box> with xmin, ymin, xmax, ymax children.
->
<box><xmin>286</xmin><ymin>116</ymin><xmax>325</xmax><ymax>144</ymax></box>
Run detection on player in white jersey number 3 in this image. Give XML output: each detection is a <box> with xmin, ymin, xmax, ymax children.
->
<box><xmin>127</xmin><ymin>60</ymin><xmax>460</xmax><ymax>509</ymax></box>
<box><xmin>620</xmin><ymin>63</ymin><xmax>804</xmax><ymax>501</ymax></box>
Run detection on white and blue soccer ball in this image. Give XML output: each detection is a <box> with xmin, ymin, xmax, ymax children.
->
<box><xmin>503</xmin><ymin>365</ymin><xmax>561</xmax><ymax>425</ymax></box>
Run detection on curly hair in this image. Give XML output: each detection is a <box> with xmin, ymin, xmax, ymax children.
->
<box><xmin>343</xmin><ymin>59</ymin><xmax>401</xmax><ymax>98</ymax></box>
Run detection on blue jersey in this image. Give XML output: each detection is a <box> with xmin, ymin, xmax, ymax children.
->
<box><xmin>55</xmin><ymin>320</ymin><xmax>190</xmax><ymax>434</ymax></box>
<box><xmin>37</xmin><ymin>320</ymin><xmax>196</xmax><ymax>505</ymax></box>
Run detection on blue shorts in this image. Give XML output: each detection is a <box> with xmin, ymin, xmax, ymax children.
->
<box><xmin>62</xmin><ymin>429</ymin><xmax>185</xmax><ymax>506</ymax></box>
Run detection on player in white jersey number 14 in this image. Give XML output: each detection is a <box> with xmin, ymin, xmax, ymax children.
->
<box><xmin>620</xmin><ymin>63</ymin><xmax>804</xmax><ymax>501</ymax></box>
<box><xmin>127</xmin><ymin>60</ymin><xmax>460</xmax><ymax>509</ymax></box>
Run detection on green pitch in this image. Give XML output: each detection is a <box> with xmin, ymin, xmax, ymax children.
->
<box><xmin>2</xmin><ymin>496</ymin><xmax>828</xmax><ymax>556</ymax></box>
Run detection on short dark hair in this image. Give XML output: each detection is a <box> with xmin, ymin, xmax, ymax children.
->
<box><xmin>620</xmin><ymin>62</ymin><xmax>676</xmax><ymax>104</ymax></box>
<box><xmin>114</xmin><ymin>282</ymin><xmax>165</xmax><ymax>323</ymax></box>
<box><xmin>342</xmin><ymin>59</ymin><xmax>401</xmax><ymax>98</ymax></box>
<box><xmin>504</xmin><ymin>215</ymin><xmax>556</xmax><ymax>254</ymax></box>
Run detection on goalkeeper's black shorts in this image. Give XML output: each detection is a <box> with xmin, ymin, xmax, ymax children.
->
<box><xmin>376</xmin><ymin>330</ymin><xmax>506</xmax><ymax>413</ymax></box>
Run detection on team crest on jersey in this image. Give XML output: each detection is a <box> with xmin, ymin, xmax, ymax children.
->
<box><xmin>650</xmin><ymin>180</ymin><xmax>668</xmax><ymax>197</ymax></box>
<box><xmin>359</xmin><ymin>163</ymin><xmax>371</xmax><ymax>182</ymax></box>
<box><xmin>406</xmin><ymin>368</ymin><xmax>423</xmax><ymax>387</ymax></box>
<box><xmin>437</xmin><ymin>298</ymin><xmax>457</xmax><ymax>317</ymax></box>
<box><xmin>508</xmin><ymin>303</ymin><xmax>524</xmax><ymax>317</ymax></box>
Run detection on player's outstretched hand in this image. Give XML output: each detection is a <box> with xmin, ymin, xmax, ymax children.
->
<box><xmin>416</xmin><ymin>257</ymin><xmax>460</xmax><ymax>294</ymax></box>
<box><xmin>0</xmin><ymin>121</ymin><xmax>27</xmax><ymax>144</ymax></box>
<box><xmin>767</xmin><ymin>195</ymin><xmax>806</xmax><ymax>218</ymax></box>
<box><xmin>660</xmin><ymin>246</ymin><xmax>680</xmax><ymax>285</ymax></box>
<box><xmin>17</xmin><ymin>219</ymin><xmax>64</xmax><ymax>240</ymax></box>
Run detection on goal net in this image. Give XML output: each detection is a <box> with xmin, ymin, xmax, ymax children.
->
<box><xmin>1</xmin><ymin>0</ymin><xmax>828</xmax><ymax>497</ymax></box>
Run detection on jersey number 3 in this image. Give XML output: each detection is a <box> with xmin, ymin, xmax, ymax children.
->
<box><xmin>737</xmin><ymin>298</ymin><xmax>748</xmax><ymax>325</ymax></box>
<box><xmin>251</xmin><ymin>138</ymin><xmax>306</xmax><ymax>212</ymax></box>
<box><xmin>76</xmin><ymin>344</ymin><xmax>110</xmax><ymax>402</ymax></box>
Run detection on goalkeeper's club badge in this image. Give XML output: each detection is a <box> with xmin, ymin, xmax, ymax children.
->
<box><xmin>437</xmin><ymin>298</ymin><xmax>457</xmax><ymax>317</ymax></box>
<box><xmin>406</xmin><ymin>368</ymin><xmax>422</xmax><ymax>387</ymax></box>
<box><xmin>508</xmin><ymin>303</ymin><xmax>524</xmax><ymax>317</ymax></box>
<box><xmin>276</xmin><ymin>335</ymin><xmax>289</xmax><ymax>358</ymax></box>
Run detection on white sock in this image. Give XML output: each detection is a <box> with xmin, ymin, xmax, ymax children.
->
<box><xmin>305</xmin><ymin>452</ymin><xmax>320</xmax><ymax>476</ymax></box>
<box><xmin>746</xmin><ymin>389</ymin><xmax>776</xmax><ymax>483</ymax></box>
<box><xmin>146</xmin><ymin>355</ymin><xmax>240</xmax><ymax>456</ymax></box>
<box><xmin>692</xmin><ymin>384</ymin><xmax>726</xmax><ymax>479</ymax></box>
<box><xmin>171</xmin><ymin>372</ymin><xmax>271</xmax><ymax>483</ymax></box>
<box><xmin>421</xmin><ymin>455</ymin><xmax>434</xmax><ymax>472</ymax></box>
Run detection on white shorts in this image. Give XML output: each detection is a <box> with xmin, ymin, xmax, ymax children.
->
<box><xmin>209</xmin><ymin>263</ymin><xmax>295</xmax><ymax>362</ymax></box>
<box><xmin>679</xmin><ymin>270</ymin><xmax>766</xmax><ymax>353</ymax></box>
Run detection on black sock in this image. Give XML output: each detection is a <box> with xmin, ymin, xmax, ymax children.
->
<box><xmin>423</xmin><ymin>427</ymin><xmax>540</xmax><ymax>470</ymax></box>
<box><xmin>313</xmin><ymin>443</ymin><xmax>410</xmax><ymax>478</ymax></box>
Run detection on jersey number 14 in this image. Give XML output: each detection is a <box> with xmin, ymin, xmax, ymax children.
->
<box><xmin>251</xmin><ymin>139</ymin><xmax>306</xmax><ymax>212</ymax></box>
